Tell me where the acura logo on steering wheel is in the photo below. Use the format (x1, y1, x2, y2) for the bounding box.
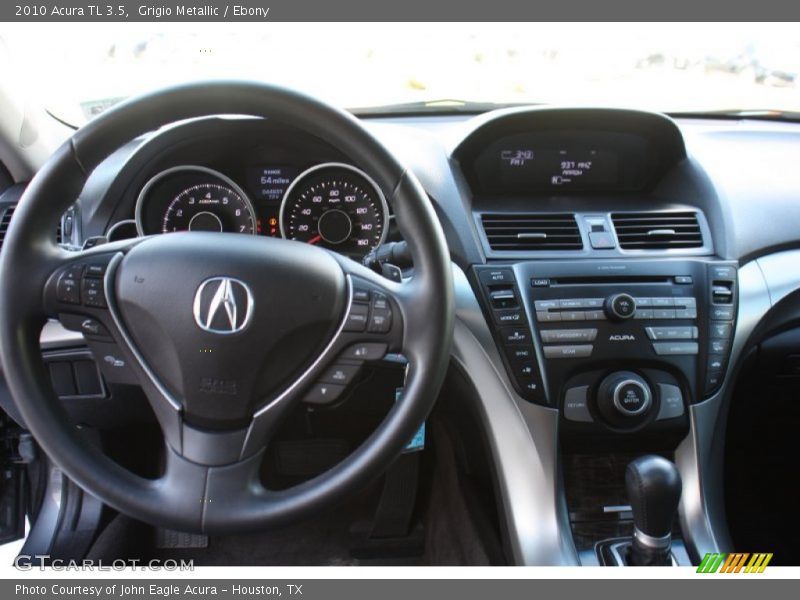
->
(193, 277, 254, 334)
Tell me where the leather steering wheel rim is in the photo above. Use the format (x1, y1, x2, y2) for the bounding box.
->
(0, 81, 454, 533)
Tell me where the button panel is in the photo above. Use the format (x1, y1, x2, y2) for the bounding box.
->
(475, 267, 544, 402)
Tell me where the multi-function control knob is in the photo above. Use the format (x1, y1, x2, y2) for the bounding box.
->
(597, 371, 653, 426)
(605, 293, 637, 321)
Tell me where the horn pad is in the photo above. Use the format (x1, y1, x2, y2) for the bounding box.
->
(114, 233, 346, 428)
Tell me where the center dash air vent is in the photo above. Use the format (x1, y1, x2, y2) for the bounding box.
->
(611, 211, 704, 250)
(481, 213, 583, 251)
(0, 205, 15, 251)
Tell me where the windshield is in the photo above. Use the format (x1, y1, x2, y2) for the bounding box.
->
(1, 22, 799, 125)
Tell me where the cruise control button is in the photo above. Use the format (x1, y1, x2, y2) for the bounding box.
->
(352, 288, 371, 303)
(652, 342, 699, 355)
(543, 345, 593, 359)
(84, 263, 107, 278)
(500, 327, 531, 345)
(563, 385, 593, 422)
(368, 307, 392, 333)
(711, 306, 735, 320)
(344, 303, 369, 331)
(320, 364, 361, 385)
(303, 383, 347, 405)
(656, 383, 685, 420)
(342, 343, 387, 361)
(710, 322, 733, 339)
(371, 293, 389, 310)
(540, 328, 598, 343)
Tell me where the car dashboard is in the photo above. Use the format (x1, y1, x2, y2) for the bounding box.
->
(3, 104, 800, 566)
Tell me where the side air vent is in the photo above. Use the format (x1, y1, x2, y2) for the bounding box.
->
(481, 213, 583, 251)
(611, 211, 704, 250)
(0, 205, 15, 251)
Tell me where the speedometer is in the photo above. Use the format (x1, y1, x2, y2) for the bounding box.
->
(279, 163, 389, 258)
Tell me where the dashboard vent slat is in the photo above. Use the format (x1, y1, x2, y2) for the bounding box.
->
(611, 211, 704, 250)
(0, 205, 16, 251)
(481, 213, 583, 251)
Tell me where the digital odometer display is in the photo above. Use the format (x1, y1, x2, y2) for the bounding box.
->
(498, 147, 619, 188)
(279, 164, 388, 258)
(247, 166, 300, 201)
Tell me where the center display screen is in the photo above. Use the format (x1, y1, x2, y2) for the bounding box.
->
(498, 147, 619, 188)
(472, 130, 649, 192)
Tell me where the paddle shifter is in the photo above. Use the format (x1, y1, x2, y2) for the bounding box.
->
(625, 455, 682, 565)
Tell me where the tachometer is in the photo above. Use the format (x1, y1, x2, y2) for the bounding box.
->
(135, 166, 256, 236)
(279, 163, 389, 257)
(162, 183, 255, 234)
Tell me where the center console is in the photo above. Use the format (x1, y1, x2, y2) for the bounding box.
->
(472, 259, 737, 431)
(471, 258, 738, 564)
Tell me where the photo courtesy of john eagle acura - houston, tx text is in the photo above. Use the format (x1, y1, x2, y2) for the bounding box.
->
(0, 21, 799, 573)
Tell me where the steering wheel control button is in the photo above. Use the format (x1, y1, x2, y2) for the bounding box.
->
(564, 385, 593, 422)
(656, 384, 685, 420)
(540, 328, 598, 343)
(56, 271, 81, 305)
(543, 344, 593, 359)
(344, 303, 369, 332)
(343, 343, 387, 362)
(367, 307, 392, 333)
(81, 277, 107, 308)
(606, 293, 636, 320)
(303, 383, 347, 405)
(320, 364, 361, 386)
(652, 341, 699, 355)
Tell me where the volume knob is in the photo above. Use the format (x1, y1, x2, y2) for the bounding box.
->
(606, 293, 637, 321)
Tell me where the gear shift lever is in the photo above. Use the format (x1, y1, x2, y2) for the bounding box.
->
(625, 455, 682, 566)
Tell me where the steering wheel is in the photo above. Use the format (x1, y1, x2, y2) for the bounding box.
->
(0, 82, 454, 533)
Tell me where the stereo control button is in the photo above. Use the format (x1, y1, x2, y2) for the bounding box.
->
(656, 383, 685, 420)
(653, 309, 677, 319)
(645, 326, 698, 341)
(536, 311, 562, 322)
(634, 309, 654, 319)
(534, 299, 559, 311)
(606, 293, 637, 320)
(674, 308, 698, 319)
(540, 328, 598, 343)
(652, 342, 699, 355)
(584, 310, 606, 321)
(563, 385, 593, 422)
(543, 345, 593, 359)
